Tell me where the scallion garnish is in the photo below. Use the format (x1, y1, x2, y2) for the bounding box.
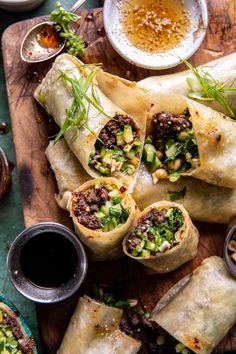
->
(50, 2, 85, 57)
(55, 66, 112, 143)
(184, 59, 236, 119)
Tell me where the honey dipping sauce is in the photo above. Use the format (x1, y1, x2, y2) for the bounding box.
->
(120, 0, 191, 53)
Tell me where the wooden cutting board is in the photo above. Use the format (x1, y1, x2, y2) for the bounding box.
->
(2, 2, 236, 353)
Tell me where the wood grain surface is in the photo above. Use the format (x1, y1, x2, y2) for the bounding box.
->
(2, 2, 236, 353)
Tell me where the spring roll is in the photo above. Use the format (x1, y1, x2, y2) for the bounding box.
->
(45, 140, 90, 210)
(67, 177, 138, 261)
(58, 296, 141, 354)
(35, 54, 148, 192)
(138, 52, 236, 116)
(142, 93, 236, 188)
(151, 256, 236, 354)
(133, 163, 236, 224)
(0, 295, 37, 353)
(123, 201, 199, 273)
(46, 139, 236, 224)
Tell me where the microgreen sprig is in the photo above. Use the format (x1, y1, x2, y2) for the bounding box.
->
(50, 2, 85, 57)
(55, 65, 112, 143)
(183, 59, 236, 120)
(168, 187, 187, 202)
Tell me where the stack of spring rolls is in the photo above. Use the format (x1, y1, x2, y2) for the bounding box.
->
(35, 52, 236, 354)
(34, 53, 236, 268)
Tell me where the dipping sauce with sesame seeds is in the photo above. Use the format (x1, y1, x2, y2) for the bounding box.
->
(120, 0, 191, 53)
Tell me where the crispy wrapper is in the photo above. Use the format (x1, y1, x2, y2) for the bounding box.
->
(67, 177, 138, 261)
(146, 93, 236, 189)
(46, 139, 236, 224)
(151, 256, 236, 354)
(138, 52, 236, 115)
(35, 54, 148, 192)
(122, 201, 199, 273)
(58, 296, 141, 354)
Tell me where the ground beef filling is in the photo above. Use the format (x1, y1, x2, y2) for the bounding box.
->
(1, 313, 35, 353)
(72, 185, 129, 231)
(120, 310, 160, 353)
(89, 114, 142, 176)
(143, 109, 199, 181)
(72, 186, 109, 230)
(97, 114, 138, 149)
(126, 208, 184, 257)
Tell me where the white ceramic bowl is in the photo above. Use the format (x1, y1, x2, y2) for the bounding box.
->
(103, 0, 208, 70)
(0, 0, 45, 12)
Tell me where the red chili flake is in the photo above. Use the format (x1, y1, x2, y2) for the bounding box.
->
(120, 186, 126, 193)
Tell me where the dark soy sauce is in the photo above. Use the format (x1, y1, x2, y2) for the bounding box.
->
(20, 232, 78, 288)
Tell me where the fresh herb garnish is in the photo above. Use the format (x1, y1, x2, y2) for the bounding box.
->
(50, 2, 85, 57)
(55, 66, 112, 143)
(184, 59, 236, 119)
(92, 284, 131, 312)
(168, 187, 187, 202)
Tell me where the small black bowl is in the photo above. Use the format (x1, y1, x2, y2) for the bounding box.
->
(224, 223, 236, 278)
(7, 222, 88, 303)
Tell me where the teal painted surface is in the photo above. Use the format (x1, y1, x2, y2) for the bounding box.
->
(0, 0, 102, 352)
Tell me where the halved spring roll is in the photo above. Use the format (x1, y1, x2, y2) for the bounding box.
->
(35, 54, 147, 192)
(46, 139, 236, 224)
(67, 177, 138, 261)
(123, 201, 199, 273)
(151, 256, 236, 354)
(133, 163, 236, 224)
(138, 52, 236, 116)
(58, 296, 141, 354)
(0, 296, 37, 353)
(143, 94, 236, 188)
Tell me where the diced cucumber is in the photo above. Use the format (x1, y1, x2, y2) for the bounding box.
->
(111, 196, 122, 205)
(136, 240, 145, 252)
(123, 124, 133, 144)
(6, 338, 18, 348)
(125, 164, 136, 175)
(127, 149, 136, 159)
(145, 136, 153, 144)
(131, 249, 139, 257)
(132, 139, 142, 153)
(143, 143, 156, 163)
(111, 217, 118, 228)
(166, 208, 173, 218)
(100, 147, 107, 158)
(98, 164, 110, 175)
(146, 156, 162, 173)
(141, 249, 151, 257)
(102, 151, 113, 164)
(145, 240, 156, 251)
(100, 205, 110, 216)
(116, 131, 125, 146)
(110, 204, 123, 217)
(94, 211, 106, 219)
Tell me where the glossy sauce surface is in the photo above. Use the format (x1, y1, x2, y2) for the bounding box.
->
(20, 232, 78, 288)
(37, 24, 62, 49)
(120, 0, 191, 53)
